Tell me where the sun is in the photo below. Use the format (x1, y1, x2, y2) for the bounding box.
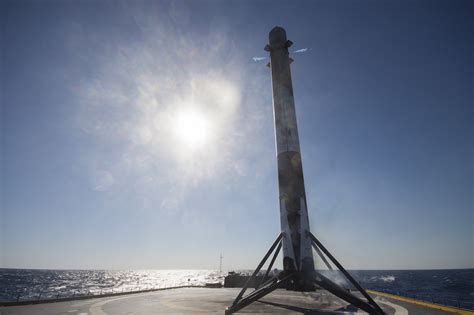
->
(173, 108, 211, 150)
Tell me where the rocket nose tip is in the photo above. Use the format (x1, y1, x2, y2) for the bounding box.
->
(269, 26, 287, 44)
(271, 26, 285, 32)
(270, 26, 286, 36)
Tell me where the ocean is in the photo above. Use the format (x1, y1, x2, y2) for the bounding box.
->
(0, 268, 473, 309)
(323, 269, 474, 309)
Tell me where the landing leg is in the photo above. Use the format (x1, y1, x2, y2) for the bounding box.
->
(309, 232, 384, 314)
(225, 233, 284, 314)
(225, 274, 292, 314)
(225, 232, 385, 314)
(312, 271, 382, 314)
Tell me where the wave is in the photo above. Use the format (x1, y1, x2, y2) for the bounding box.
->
(380, 275, 396, 283)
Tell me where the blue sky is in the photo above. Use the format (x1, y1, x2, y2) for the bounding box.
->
(1, 0, 472, 270)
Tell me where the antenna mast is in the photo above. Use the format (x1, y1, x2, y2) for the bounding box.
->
(219, 254, 223, 273)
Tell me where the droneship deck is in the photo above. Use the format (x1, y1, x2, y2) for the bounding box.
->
(1, 287, 472, 315)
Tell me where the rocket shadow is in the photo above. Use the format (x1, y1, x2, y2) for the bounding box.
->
(257, 299, 360, 314)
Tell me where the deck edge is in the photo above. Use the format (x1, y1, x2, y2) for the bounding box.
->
(367, 290, 474, 315)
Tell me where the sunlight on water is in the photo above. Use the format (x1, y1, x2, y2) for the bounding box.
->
(0, 269, 224, 302)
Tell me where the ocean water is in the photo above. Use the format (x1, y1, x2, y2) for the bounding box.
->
(0, 269, 224, 302)
(322, 269, 474, 309)
(1, 269, 473, 309)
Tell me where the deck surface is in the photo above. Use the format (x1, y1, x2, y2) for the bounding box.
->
(0, 287, 460, 314)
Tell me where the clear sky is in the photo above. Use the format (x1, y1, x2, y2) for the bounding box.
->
(1, 0, 472, 270)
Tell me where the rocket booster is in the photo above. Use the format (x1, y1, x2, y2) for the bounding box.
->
(265, 26, 314, 281)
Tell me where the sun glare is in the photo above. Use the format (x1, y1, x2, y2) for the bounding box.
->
(174, 109, 210, 150)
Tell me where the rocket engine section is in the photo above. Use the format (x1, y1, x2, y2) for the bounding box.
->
(265, 26, 314, 289)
